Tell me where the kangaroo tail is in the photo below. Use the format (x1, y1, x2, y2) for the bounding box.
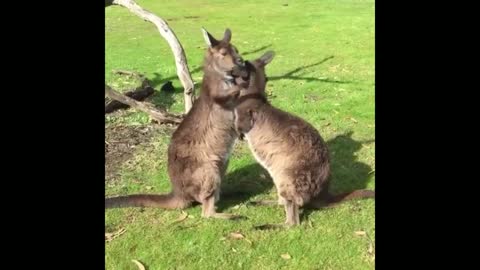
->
(105, 192, 187, 209)
(326, 189, 375, 204)
(307, 189, 375, 209)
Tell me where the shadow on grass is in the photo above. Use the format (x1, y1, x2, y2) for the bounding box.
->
(302, 131, 374, 221)
(146, 72, 196, 112)
(268, 55, 351, 84)
(242, 44, 272, 57)
(327, 131, 374, 192)
(217, 163, 274, 212)
(216, 131, 374, 224)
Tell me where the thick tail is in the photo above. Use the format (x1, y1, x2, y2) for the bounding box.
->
(307, 189, 375, 209)
(326, 189, 375, 204)
(105, 192, 186, 209)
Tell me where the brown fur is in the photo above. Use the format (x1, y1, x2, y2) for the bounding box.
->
(234, 52, 375, 226)
(105, 28, 247, 219)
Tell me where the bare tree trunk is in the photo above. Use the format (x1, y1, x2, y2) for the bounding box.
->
(105, 84, 183, 124)
(110, 0, 195, 113)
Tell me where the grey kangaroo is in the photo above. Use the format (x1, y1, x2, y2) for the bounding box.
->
(105, 28, 248, 220)
(234, 51, 375, 226)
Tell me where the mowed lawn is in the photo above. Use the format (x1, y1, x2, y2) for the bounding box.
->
(105, 0, 375, 269)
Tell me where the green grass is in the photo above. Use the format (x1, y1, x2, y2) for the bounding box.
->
(105, 0, 375, 269)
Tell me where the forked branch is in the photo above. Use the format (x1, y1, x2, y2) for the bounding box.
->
(108, 0, 195, 113)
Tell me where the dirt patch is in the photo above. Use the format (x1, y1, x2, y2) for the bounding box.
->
(105, 124, 172, 183)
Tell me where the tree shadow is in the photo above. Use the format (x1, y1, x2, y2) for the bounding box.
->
(268, 55, 351, 84)
(149, 68, 202, 89)
(241, 44, 272, 57)
(217, 163, 274, 212)
(146, 72, 181, 111)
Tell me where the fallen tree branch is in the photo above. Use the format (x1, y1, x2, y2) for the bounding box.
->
(105, 84, 183, 124)
(105, 86, 154, 113)
(109, 0, 195, 113)
(105, 71, 154, 113)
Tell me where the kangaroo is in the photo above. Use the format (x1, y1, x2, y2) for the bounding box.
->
(105, 28, 248, 219)
(234, 51, 375, 226)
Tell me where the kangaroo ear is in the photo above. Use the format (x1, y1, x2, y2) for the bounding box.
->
(222, 28, 232, 43)
(258, 51, 275, 66)
(201, 27, 220, 48)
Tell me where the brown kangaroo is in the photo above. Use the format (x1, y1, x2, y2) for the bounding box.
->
(234, 51, 375, 226)
(105, 28, 248, 219)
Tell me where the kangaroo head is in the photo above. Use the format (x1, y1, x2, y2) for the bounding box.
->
(234, 51, 275, 136)
(201, 28, 246, 80)
(238, 50, 275, 96)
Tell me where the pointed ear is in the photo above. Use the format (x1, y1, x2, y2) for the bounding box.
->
(258, 51, 275, 66)
(222, 28, 232, 43)
(201, 27, 220, 48)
